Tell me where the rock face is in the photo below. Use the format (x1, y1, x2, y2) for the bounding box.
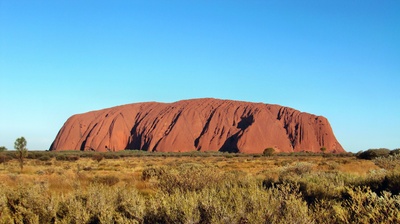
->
(50, 98, 345, 153)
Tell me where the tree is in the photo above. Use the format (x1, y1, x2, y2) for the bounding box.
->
(320, 147, 327, 154)
(0, 146, 7, 152)
(14, 137, 28, 170)
(263, 147, 275, 156)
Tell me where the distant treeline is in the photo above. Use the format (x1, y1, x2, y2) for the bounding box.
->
(1, 148, 399, 162)
(356, 148, 400, 160)
(1, 149, 355, 161)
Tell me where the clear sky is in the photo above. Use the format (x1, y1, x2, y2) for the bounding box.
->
(1, 1, 399, 152)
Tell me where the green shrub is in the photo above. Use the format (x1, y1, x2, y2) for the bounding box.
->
(0, 155, 12, 164)
(263, 147, 275, 156)
(357, 148, 390, 160)
(92, 154, 104, 163)
(38, 155, 52, 161)
(390, 148, 400, 155)
(380, 172, 400, 195)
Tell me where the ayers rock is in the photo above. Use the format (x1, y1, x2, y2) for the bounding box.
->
(50, 98, 345, 153)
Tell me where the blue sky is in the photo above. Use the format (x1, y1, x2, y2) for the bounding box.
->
(1, 0, 399, 152)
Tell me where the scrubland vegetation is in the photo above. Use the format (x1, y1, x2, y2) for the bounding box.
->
(0, 149, 399, 223)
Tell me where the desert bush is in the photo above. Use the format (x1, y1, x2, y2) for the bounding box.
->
(262, 176, 276, 188)
(4, 184, 57, 223)
(144, 190, 199, 223)
(3, 156, 400, 223)
(296, 172, 352, 204)
(327, 161, 340, 170)
(268, 170, 360, 205)
(141, 167, 166, 181)
(93, 175, 120, 186)
(0, 154, 12, 164)
(1, 183, 146, 224)
(38, 155, 52, 161)
(92, 154, 104, 163)
(343, 169, 400, 197)
(56, 155, 79, 161)
(27, 153, 38, 159)
(2, 177, 399, 224)
(79, 152, 94, 158)
(55, 155, 66, 161)
(144, 179, 313, 223)
(195, 181, 267, 223)
(25, 151, 51, 160)
(2, 151, 16, 159)
(281, 162, 313, 176)
(337, 152, 355, 157)
(224, 154, 234, 158)
(263, 147, 275, 156)
(322, 153, 334, 158)
(155, 163, 223, 193)
(265, 183, 312, 223)
(335, 187, 400, 223)
(390, 148, 400, 155)
(310, 199, 339, 223)
(103, 153, 120, 159)
(374, 153, 400, 170)
(56, 184, 145, 223)
(379, 172, 400, 195)
(357, 148, 390, 160)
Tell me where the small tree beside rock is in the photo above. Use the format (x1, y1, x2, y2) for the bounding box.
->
(14, 137, 28, 170)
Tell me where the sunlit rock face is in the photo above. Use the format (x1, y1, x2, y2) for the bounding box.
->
(50, 98, 345, 153)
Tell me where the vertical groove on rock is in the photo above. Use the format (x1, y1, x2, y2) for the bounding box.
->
(195, 109, 216, 149)
(80, 123, 97, 151)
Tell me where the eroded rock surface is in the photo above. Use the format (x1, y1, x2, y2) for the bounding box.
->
(50, 98, 345, 153)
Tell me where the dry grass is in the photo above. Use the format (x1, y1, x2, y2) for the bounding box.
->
(0, 152, 399, 223)
(0, 154, 381, 194)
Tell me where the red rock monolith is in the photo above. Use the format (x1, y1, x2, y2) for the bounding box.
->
(50, 98, 345, 153)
